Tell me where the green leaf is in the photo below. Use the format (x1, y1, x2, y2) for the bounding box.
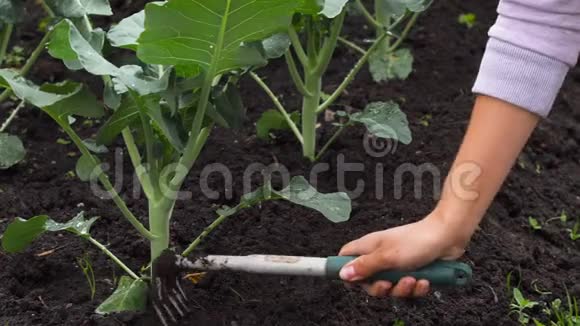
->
(458, 13, 477, 29)
(49, 20, 118, 76)
(351, 101, 412, 145)
(97, 96, 139, 145)
(113, 65, 170, 96)
(95, 276, 148, 314)
(0, 133, 25, 169)
(144, 101, 187, 152)
(44, 212, 99, 236)
(296, 0, 348, 18)
(1, 212, 98, 253)
(107, 10, 145, 50)
(83, 139, 109, 154)
(49, 21, 170, 96)
(256, 109, 300, 139)
(0, 0, 25, 24)
(273, 176, 351, 223)
(137, 0, 299, 74)
(45, 0, 112, 18)
(211, 82, 246, 129)
(1, 215, 48, 253)
(528, 217, 542, 231)
(369, 48, 413, 82)
(0, 70, 104, 122)
(261, 33, 291, 59)
(320, 0, 349, 18)
(75, 154, 99, 182)
(378, 0, 432, 17)
(296, 0, 323, 14)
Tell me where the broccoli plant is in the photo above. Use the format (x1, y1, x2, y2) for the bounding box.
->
(0, 0, 113, 169)
(251, 0, 417, 161)
(1, 0, 351, 314)
(353, 0, 431, 83)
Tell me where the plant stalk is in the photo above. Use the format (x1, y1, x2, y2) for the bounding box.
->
(122, 128, 156, 199)
(170, 125, 212, 194)
(0, 28, 55, 104)
(355, 0, 380, 29)
(149, 200, 174, 263)
(250, 72, 303, 144)
(0, 24, 14, 66)
(0, 100, 24, 133)
(338, 36, 366, 56)
(182, 204, 241, 257)
(317, 32, 388, 113)
(59, 122, 155, 240)
(301, 72, 322, 161)
(284, 52, 311, 97)
(88, 237, 140, 280)
(315, 123, 350, 161)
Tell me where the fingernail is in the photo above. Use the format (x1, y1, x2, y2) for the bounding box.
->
(339, 265, 357, 281)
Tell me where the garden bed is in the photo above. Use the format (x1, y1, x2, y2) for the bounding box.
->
(1, 0, 579, 325)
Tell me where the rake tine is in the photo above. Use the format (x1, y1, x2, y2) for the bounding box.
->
(168, 296, 185, 317)
(153, 303, 170, 326)
(176, 278, 189, 300)
(173, 288, 191, 312)
(162, 303, 178, 323)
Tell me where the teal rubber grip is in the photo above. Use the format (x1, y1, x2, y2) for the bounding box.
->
(326, 256, 472, 287)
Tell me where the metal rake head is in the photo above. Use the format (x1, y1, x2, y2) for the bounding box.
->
(152, 250, 192, 326)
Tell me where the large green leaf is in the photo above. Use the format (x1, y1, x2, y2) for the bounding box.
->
(49, 20, 118, 76)
(45, 0, 112, 18)
(369, 48, 413, 82)
(256, 109, 300, 139)
(0, 69, 104, 121)
(0, 0, 25, 24)
(350, 101, 412, 145)
(1, 212, 99, 253)
(95, 276, 148, 314)
(107, 10, 145, 50)
(273, 176, 351, 223)
(378, 0, 432, 17)
(0, 133, 25, 169)
(137, 0, 299, 75)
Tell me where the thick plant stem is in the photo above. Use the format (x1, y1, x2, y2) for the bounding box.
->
(149, 201, 174, 263)
(0, 100, 24, 133)
(250, 72, 303, 144)
(170, 125, 212, 194)
(0, 24, 14, 66)
(301, 73, 322, 161)
(0, 28, 55, 104)
(88, 237, 140, 280)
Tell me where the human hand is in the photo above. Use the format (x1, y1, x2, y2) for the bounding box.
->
(338, 212, 467, 298)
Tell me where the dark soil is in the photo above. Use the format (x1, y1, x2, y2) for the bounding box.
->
(2, 1, 580, 325)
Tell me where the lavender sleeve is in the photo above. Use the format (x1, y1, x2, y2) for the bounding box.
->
(473, 0, 580, 117)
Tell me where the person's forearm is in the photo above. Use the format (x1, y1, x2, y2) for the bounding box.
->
(434, 95, 540, 247)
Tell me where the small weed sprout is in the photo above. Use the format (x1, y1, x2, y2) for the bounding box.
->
(458, 13, 477, 29)
(77, 253, 97, 300)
